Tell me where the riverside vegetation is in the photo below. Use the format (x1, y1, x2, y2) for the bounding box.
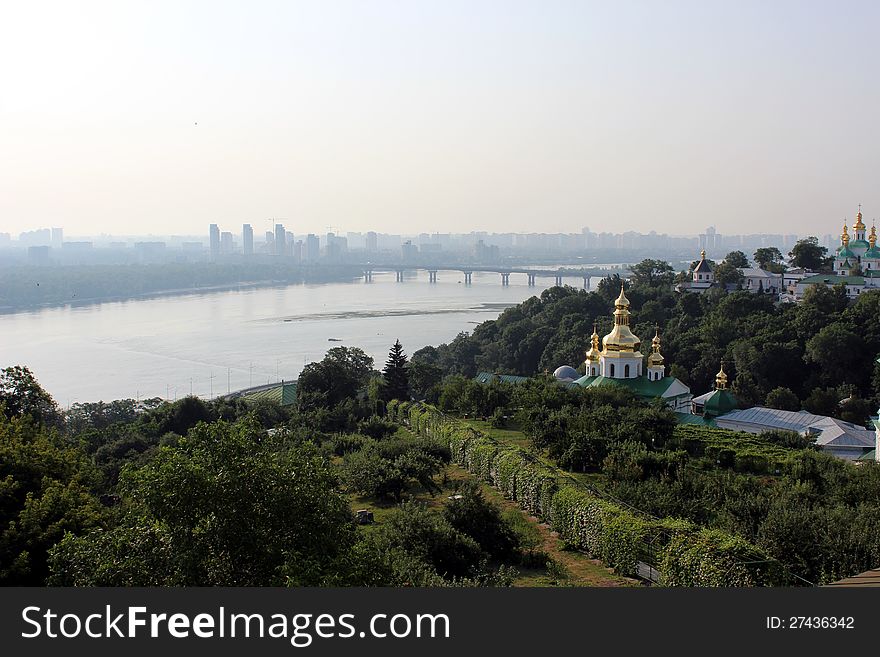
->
(3, 252, 880, 586)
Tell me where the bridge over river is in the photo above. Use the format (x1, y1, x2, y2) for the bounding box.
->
(352, 264, 631, 288)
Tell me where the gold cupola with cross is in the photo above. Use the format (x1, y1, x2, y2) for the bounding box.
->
(599, 284, 644, 379)
(715, 362, 729, 390)
(647, 326, 665, 381)
(584, 323, 601, 377)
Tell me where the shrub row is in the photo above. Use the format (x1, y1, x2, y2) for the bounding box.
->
(671, 425, 798, 475)
(389, 401, 784, 586)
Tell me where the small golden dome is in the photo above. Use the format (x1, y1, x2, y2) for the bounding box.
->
(842, 222, 849, 245)
(871, 224, 877, 248)
(585, 323, 601, 362)
(854, 204, 866, 231)
(614, 283, 630, 308)
(715, 362, 728, 390)
(648, 327, 664, 366)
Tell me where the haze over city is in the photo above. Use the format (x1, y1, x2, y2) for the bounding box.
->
(2, 0, 879, 238)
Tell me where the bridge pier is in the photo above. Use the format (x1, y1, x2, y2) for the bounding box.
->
(395, 270, 404, 282)
(527, 273, 536, 286)
(583, 276, 590, 291)
(555, 275, 563, 287)
(463, 271, 472, 285)
(501, 272, 510, 286)
(428, 270, 438, 283)
(364, 269, 373, 282)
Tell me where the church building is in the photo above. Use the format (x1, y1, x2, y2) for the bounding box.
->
(570, 285, 692, 411)
(796, 206, 880, 299)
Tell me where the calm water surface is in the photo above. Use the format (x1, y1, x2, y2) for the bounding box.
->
(0, 270, 594, 404)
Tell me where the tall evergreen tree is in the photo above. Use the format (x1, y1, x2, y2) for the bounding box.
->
(383, 340, 410, 401)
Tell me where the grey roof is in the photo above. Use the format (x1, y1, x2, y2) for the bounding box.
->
(693, 258, 712, 273)
(553, 365, 580, 382)
(717, 407, 874, 449)
(739, 268, 776, 278)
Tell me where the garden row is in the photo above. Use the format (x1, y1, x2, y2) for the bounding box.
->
(388, 400, 787, 586)
(670, 424, 808, 475)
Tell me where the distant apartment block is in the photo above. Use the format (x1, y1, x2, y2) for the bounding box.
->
(274, 224, 286, 256)
(305, 234, 320, 262)
(209, 224, 220, 260)
(242, 224, 254, 255)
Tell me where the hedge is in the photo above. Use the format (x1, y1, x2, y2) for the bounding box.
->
(392, 403, 784, 585)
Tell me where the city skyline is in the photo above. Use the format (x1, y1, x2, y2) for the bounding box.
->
(2, 1, 879, 237)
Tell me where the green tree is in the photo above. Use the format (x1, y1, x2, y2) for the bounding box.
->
(789, 237, 832, 271)
(0, 413, 105, 584)
(805, 324, 866, 388)
(713, 261, 745, 286)
(630, 259, 675, 287)
(382, 339, 410, 401)
(49, 418, 358, 586)
(443, 481, 519, 560)
(407, 360, 444, 401)
(754, 247, 785, 272)
(765, 387, 801, 411)
(0, 365, 60, 426)
(724, 251, 750, 268)
(297, 347, 374, 409)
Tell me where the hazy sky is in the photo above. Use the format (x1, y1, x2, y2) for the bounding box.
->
(1, 0, 878, 237)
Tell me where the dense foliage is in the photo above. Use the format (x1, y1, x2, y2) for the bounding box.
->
(414, 271, 880, 422)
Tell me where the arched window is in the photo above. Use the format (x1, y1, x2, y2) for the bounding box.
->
(624, 364, 630, 377)
(610, 364, 615, 377)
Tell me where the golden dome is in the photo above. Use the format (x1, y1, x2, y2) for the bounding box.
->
(871, 223, 877, 248)
(842, 222, 849, 245)
(854, 205, 866, 232)
(602, 284, 641, 353)
(648, 326, 664, 366)
(715, 362, 728, 390)
(585, 323, 601, 362)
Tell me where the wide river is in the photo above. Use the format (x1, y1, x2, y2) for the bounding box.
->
(0, 269, 598, 405)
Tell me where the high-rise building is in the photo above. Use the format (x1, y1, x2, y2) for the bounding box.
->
(293, 240, 303, 263)
(51, 227, 64, 248)
(242, 224, 254, 255)
(366, 231, 378, 252)
(275, 223, 286, 256)
(305, 234, 320, 262)
(209, 224, 220, 260)
(286, 231, 295, 256)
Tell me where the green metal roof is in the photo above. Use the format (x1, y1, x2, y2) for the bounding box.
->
(474, 372, 531, 385)
(673, 412, 718, 427)
(857, 449, 876, 462)
(850, 239, 870, 249)
(865, 247, 880, 258)
(241, 382, 298, 406)
(837, 245, 856, 258)
(800, 274, 865, 285)
(702, 389, 739, 417)
(574, 374, 687, 398)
